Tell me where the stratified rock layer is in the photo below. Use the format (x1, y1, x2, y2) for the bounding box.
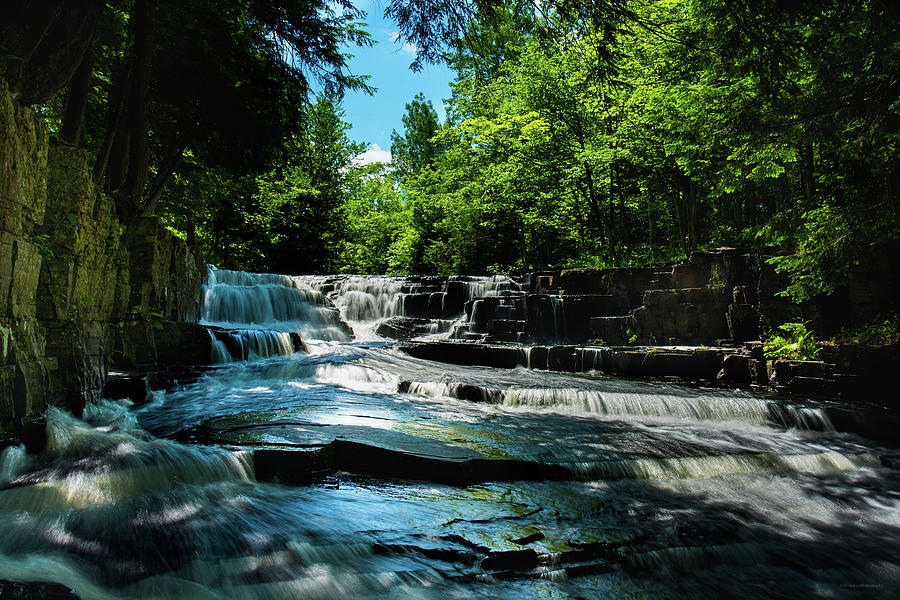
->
(1, 79, 205, 429)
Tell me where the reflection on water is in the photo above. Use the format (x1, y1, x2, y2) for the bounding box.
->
(1, 270, 897, 599)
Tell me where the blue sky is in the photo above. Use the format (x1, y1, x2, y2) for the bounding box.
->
(340, 1, 454, 164)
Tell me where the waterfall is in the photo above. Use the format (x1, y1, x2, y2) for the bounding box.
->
(460, 274, 521, 299)
(202, 268, 347, 335)
(297, 275, 402, 322)
(208, 330, 232, 364)
(559, 450, 879, 482)
(399, 380, 834, 431)
(2, 266, 894, 599)
(550, 296, 565, 341)
(201, 266, 351, 362)
(294, 273, 523, 340)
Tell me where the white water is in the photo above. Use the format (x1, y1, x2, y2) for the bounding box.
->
(0, 266, 896, 599)
(294, 273, 522, 341)
(201, 267, 351, 361)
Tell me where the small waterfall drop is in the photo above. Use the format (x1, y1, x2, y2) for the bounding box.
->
(1, 265, 895, 599)
(201, 266, 352, 362)
(297, 273, 523, 341)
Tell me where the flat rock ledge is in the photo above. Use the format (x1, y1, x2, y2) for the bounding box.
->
(397, 340, 899, 445)
(399, 340, 750, 383)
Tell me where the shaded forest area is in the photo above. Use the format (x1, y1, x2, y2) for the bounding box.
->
(4, 0, 899, 310)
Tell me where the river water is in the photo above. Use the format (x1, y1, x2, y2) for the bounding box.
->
(1, 268, 897, 599)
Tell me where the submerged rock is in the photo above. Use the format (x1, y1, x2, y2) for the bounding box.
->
(0, 580, 80, 599)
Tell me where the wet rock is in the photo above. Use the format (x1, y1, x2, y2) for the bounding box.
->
(330, 440, 543, 486)
(245, 425, 548, 486)
(631, 287, 730, 345)
(0, 416, 46, 454)
(719, 354, 751, 385)
(787, 376, 830, 397)
(511, 531, 545, 545)
(555, 295, 629, 343)
(481, 549, 538, 571)
(0, 580, 80, 599)
(524, 346, 549, 370)
(550, 269, 608, 295)
(749, 358, 769, 385)
(726, 302, 758, 341)
(604, 347, 725, 381)
(449, 382, 503, 403)
(521, 295, 558, 341)
(375, 316, 438, 340)
(400, 291, 459, 319)
(590, 316, 628, 346)
(116, 321, 212, 369)
(818, 343, 900, 401)
(825, 408, 900, 446)
(102, 371, 151, 404)
(289, 332, 306, 353)
(253, 447, 333, 485)
(548, 346, 578, 371)
(400, 342, 528, 369)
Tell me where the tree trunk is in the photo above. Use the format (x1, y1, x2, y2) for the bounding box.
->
(672, 168, 698, 257)
(60, 44, 94, 145)
(580, 163, 606, 237)
(0, 1, 65, 98)
(141, 135, 185, 217)
(608, 162, 617, 264)
(0, 1, 103, 106)
(801, 142, 815, 206)
(99, 0, 156, 221)
(93, 62, 130, 186)
(118, 0, 156, 218)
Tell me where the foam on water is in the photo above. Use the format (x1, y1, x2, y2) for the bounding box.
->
(1, 267, 894, 599)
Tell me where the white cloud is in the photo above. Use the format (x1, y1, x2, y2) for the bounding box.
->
(387, 32, 417, 56)
(353, 143, 392, 166)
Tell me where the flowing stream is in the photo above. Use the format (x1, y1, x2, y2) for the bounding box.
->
(0, 268, 897, 599)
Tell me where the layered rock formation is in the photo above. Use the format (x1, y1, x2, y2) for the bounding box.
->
(1, 79, 205, 433)
(449, 249, 788, 347)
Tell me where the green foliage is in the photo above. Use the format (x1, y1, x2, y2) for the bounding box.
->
(626, 328, 638, 346)
(26, 0, 373, 224)
(391, 94, 441, 180)
(27, 233, 54, 259)
(832, 315, 900, 347)
(763, 322, 821, 361)
(158, 95, 361, 273)
(30, 0, 896, 293)
(357, 0, 900, 298)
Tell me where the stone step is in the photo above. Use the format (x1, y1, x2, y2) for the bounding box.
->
(649, 271, 674, 289)
(486, 319, 527, 336)
(494, 306, 525, 320)
(589, 316, 628, 345)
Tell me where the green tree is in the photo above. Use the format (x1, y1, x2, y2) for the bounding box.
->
(390, 93, 441, 180)
(4, 0, 373, 226)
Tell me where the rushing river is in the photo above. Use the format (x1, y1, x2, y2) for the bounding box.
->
(1, 268, 897, 599)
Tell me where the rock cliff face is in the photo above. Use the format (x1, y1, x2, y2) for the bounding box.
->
(450, 249, 792, 347)
(0, 79, 205, 432)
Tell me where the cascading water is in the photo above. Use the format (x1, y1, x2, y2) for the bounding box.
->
(296, 273, 523, 341)
(201, 266, 352, 361)
(0, 266, 897, 599)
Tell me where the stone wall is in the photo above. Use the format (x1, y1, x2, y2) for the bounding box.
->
(0, 76, 48, 425)
(1, 79, 204, 432)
